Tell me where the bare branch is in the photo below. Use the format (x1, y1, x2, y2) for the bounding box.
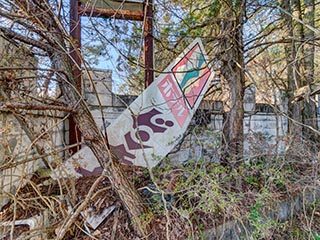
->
(0, 101, 77, 113)
(0, 25, 52, 52)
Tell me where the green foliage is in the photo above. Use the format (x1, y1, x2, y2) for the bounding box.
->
(148, 142, 320, 238)
(247, 199, 277, 239)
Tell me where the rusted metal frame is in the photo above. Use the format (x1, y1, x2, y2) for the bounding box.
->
(78, 6, 144, 21)
(69, 0, 82, 153)
(69, 0, 154, 153)
(143, 0, 154, 87)
(79, 0, 154, 87)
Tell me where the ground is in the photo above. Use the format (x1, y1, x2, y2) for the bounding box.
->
(1, 155, 320, 239)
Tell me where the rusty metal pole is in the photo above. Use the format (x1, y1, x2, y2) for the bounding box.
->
(69, 0, 82, 153)
(144, 0, 154, 88)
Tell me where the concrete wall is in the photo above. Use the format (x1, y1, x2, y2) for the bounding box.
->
(82, 69, 137, 129)
(0, 112, 65, 207)
(0, 37, 65, 208)
(244, 112, 288, 156)
(203, 188, 320, 240)
(167, 111, 288, 164)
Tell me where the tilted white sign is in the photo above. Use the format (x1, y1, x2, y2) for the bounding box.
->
(53, 38, 213, 178)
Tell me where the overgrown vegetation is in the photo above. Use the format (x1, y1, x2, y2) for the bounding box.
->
(1, 126, 320, 239)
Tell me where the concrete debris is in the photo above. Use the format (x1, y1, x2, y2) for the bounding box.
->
(82, 205, 116, 230)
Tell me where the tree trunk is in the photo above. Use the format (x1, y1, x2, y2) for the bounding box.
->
(54, 53, 153, 237)
(220, 1, 245, 164)
(281, 0, 303, 140)
(302, 0, 318, 141)
(71, 99, 152, 237)
(283, 0, 318, 142)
